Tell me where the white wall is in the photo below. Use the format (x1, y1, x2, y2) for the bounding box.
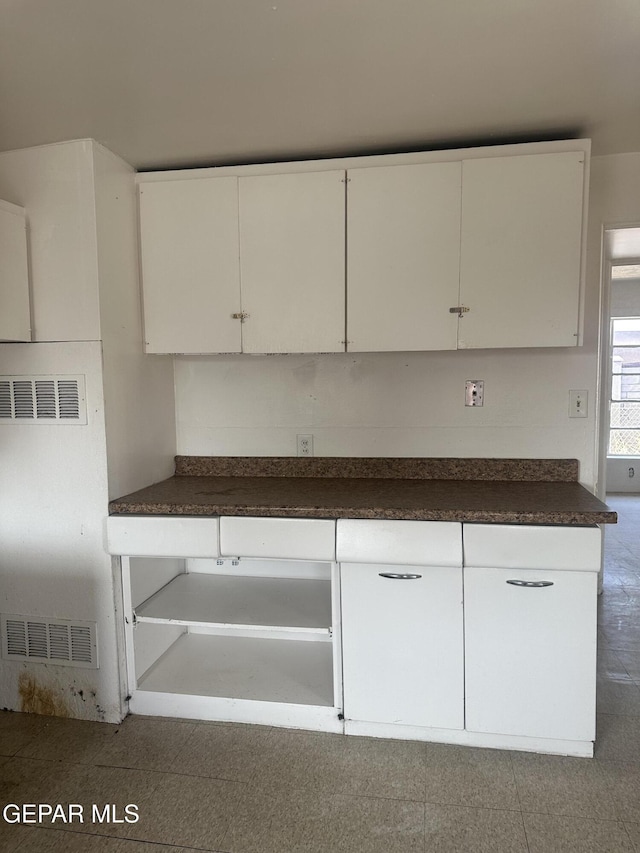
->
(92, 142, 176, 500)
(175, 348, 598, 485)
(607, 459, 640, 493)
(0, 140, 101, 342)
(0, 342, 122, 721)
(0, 140, 176, 722)
(91, 142, 176, 714)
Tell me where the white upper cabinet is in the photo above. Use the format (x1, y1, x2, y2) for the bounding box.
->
(138, 142, 588, 355)
(458, 152, 585, 349)
(139, 178, 242, 354)
(239, 171, 346, 354)
(346, 162, 461, 352)
(139, 171, 345, 354)
(0, 199, 31, 342)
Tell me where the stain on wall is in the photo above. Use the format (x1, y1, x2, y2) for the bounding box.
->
(18, 672, 70, 717)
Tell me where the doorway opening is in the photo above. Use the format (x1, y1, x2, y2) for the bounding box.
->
(599, 227, 640, 497)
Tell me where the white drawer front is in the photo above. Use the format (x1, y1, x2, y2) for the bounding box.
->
(336, 519, 462, 567)
(106, 516, 219, 557)
(220, 517, 336, 561)
(463, 524, 601, 572)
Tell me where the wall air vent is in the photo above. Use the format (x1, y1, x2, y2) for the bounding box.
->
(1, 614, 98, 669)
(0, 375, 87, 424)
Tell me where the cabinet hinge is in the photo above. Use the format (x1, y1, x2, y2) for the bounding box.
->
(132, 610, 137, 627)
(449, 306, 470, 317)
(231, 312, 250, 322)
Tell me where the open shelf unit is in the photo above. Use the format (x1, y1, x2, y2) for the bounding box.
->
(135, 572, 332, 634)
(121, 556, 343, 730)
(138, 632, 334, 705)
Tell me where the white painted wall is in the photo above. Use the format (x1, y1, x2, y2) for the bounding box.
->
(0, 140, 176, 722)
(92, 142, 176, 500)
(175, 349, 598, 486)
(0, 140, 101, 342)
(0, 342, 122, 721)
(607, 460, 640, 493)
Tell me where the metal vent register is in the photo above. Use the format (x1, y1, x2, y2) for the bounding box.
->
(0, 375, 87, 424)
(1, 615, 98, 668)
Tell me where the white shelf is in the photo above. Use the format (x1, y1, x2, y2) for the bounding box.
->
(135, 572, 332, 634)
(138, 633, 334, 706)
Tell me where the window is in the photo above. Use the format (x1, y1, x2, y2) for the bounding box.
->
(609, 317, 640, 455)
(612, 264, 640, 280)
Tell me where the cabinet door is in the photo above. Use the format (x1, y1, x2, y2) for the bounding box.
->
(464, 567, 597, 741)
(0, 200, 30, 342)
(238, 171, 345, 354)
(139, 178, 242, 354)
(458, 152, 585, 349)
(346, 162, 461, 352)
(341, 563, 464, 729)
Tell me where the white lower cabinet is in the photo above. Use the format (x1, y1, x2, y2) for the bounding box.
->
(341, 562, 464, 729)
(110, 516, 343, 731)
(111, 515, 601, 754)
(121, 556, 342, 730)
(463, 524, 600, 745)
(464, 566, 597, 741)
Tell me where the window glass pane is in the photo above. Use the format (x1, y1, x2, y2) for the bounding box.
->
(612, 319, 640, 346)
(611, 402, 640, 428)
(610, 319, 640, 457)
(609, 430, 640, 455)
(611, 265, 640, 280)
(612, 372, 640, 401)
(612, 346, 640, 367)
(611, 366, 640, 401)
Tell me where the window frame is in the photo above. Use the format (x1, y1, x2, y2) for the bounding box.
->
(608, 315, 640, 457)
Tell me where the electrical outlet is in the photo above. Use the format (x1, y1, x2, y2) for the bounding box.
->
(465, 380, 484, 407)
(569, 390, 588, 418)
(297, 434, 314, 457)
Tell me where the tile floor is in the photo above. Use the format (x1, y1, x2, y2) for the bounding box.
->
(1, 495, 640, 852)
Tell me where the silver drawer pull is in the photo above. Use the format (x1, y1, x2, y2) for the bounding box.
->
(379, 572, 422, 580)
(506, 579, 554, 588)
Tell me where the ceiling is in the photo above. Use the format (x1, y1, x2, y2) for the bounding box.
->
(1, 0, 639, 171)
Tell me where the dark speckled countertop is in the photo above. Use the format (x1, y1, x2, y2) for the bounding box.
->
(108, 457, 617, 526)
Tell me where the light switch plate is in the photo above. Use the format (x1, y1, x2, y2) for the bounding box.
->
(569, 390, 588, 418)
